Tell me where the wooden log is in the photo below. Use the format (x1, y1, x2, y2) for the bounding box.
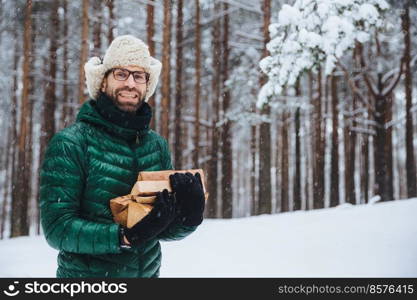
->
(131, 180, 172, 196)
(109, 195, 156, 228)
(110, 169, 208, 227)
(137, 169, 207, 193)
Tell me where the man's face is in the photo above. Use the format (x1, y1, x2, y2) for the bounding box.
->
(101, 65, 148, 113)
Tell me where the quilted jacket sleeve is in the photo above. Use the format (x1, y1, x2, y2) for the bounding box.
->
(40, 132, 122, 255)
(156, 137, 198, 241)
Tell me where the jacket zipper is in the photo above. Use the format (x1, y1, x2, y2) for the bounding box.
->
(136, 131, 139, 144)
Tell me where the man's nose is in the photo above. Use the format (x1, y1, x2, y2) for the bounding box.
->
(125, 74, 136, 88)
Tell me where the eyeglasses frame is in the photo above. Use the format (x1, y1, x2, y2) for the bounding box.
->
(107, 68, 150, 84)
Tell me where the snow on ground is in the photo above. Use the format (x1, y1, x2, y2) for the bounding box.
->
(1, 198, 416, 277)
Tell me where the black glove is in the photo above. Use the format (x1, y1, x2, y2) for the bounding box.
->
(123, 189, 178, 247)
(169, 172, 205, 226)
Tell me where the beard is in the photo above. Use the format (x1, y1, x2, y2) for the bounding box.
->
(105, 86, 145, 114)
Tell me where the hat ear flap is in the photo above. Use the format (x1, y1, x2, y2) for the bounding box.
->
(84, 57, 107, 100)
(145, 57, 162, 102)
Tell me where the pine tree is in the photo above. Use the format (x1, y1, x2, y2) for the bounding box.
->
(257, 0, 272, 215)
(161, 0, 172, 140)
(12, 0, 33, 237)
(221, 2, 233, 218)
(174, 0, 184, 169)
(193, 0, 201, 169)
(78, 0, 89, 104)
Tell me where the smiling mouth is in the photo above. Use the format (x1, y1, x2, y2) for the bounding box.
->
(118, 92, 138, 99)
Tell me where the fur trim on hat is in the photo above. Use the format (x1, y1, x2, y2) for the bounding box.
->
(84, 35, 162, 102)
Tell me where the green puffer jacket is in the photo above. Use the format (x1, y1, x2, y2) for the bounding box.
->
(40, 100, 197, 278)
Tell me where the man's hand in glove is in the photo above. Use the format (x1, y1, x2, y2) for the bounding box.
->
(122, 189, 178, 247)
(169, 172, 205, 226)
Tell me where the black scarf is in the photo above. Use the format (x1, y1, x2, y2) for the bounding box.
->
(95, 92, 152, 131)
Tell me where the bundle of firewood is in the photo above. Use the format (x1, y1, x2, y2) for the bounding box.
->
(110, 169, 207, 228)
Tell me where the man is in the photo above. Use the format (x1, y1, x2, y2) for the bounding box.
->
(39, 35, 205, 278)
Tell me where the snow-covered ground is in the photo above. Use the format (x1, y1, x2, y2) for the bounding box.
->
(1, 198, 416, 277)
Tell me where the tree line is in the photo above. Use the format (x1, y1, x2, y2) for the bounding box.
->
(0, 0, 416, 238)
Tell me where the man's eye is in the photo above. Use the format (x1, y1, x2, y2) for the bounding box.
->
(134, 73, 145, 80)
(115, 71, 128, 77)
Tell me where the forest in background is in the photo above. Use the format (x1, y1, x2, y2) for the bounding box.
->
(0, 0, 416, 238)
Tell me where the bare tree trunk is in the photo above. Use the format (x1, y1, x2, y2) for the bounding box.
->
(275, 120, 281, 212)
(257, 0, 272, 215)
(174, 0, 183, 169)
(106, 0, 114, 43)
(0, 131, 10, 239)
(306, 71, 314, 210)
(385, 94, 394, 200)
(161, 0, 172, 140)
(371, 62, 398, 203)
(92, 0, 102, 57)
(36, 0, 59, 234)
(147, 0, 156, 131)
(401, 5, 417, 198)
(360, 89, 371, 204)
(1, 35, 20, 238)
(258, 113, 272, 213)
(221, 2, 233, 218)
(281, 112, 289, 212)
(2, 34, 20, 239)
(361, 130, 370, 203)
(146, 2, 155, 56)
(203, 91, 212, 217)
(293, 107, 301, 210)
(207, 2, 221, 218)
(12, 0, 33, 237)
(355, 41, 402, 202)
(348, 96, 357, 205)
(313, 67, 325, 209)
(1, 119, 11, 238)
(304, 115, 311, 210)
(8, 35, 20, 239)
(373, 93, 389, 201)
(40, 0, 59, 162)
(78, 0, 89, 104)
(293, 80, 301, 210)
(193, 0, 201, 168)
(182, 93, 189, 168)
(344, 101, 352, 204)
(330, 73, 339, 207)
(59, 0, 71, 129)
(354, 52, 372, 203)
(250, 121, 257, 215)
(27, 5, 37, 237)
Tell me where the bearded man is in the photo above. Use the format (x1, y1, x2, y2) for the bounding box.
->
(39, 35, 205, 278)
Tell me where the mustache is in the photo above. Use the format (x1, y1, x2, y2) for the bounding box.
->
(115, 87, 141, 94)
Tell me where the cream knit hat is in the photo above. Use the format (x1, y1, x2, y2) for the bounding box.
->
(84, 35, 162, 102)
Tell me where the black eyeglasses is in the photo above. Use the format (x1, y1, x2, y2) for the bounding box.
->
(110, 68, 150, 84)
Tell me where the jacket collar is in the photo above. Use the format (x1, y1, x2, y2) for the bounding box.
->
(76, 95, 152, 142)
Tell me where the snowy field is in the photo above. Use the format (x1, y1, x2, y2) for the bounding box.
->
(0, 198, 416, 278)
